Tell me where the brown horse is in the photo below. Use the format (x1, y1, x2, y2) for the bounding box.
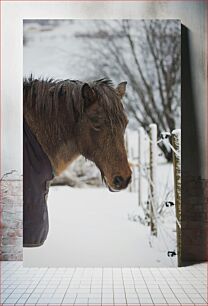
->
(23, 77, 132, 191)
(23, 76, 132, 246)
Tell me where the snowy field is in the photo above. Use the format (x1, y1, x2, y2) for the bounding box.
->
(23, 21, 178, 267)
(23, 21, 97, 80)
(24, 186, 177, 267)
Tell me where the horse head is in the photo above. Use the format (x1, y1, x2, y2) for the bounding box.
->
(76, 80, 132, 191)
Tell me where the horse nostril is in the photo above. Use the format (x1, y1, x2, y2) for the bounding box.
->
(113, 176, 124, 188)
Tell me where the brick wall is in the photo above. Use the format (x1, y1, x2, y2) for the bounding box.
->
(181, 176, 208, 265)
(0, 180, 23, 261)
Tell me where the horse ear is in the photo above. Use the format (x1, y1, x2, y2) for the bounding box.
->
(116, 81, 127, 99)
(82, 83, 97, 110)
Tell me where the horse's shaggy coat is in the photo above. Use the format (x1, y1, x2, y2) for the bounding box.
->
(23, 76, 131, 247)
(23, 77, 127, 133)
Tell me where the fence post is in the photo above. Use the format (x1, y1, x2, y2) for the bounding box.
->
(138, 127, 144, 206)
(149, 124, 158, 236)
(131, 147, 136, 192)
(171, 129, 181, 266)
(125, 131, 129, 156)
(125, 131, 132, 192)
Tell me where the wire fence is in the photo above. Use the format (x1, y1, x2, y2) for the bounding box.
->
(126, 124, 181, 266)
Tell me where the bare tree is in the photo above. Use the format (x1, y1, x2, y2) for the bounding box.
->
(76, 20, 180, 161)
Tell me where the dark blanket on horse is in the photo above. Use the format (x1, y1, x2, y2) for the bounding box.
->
(23, 119, 54, 247)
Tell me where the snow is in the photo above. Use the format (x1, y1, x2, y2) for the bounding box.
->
(24, 186, 176, 267)
(125, 128, 175, 208)
(23, 20, 178, 268)
(23, 20, 98, 80)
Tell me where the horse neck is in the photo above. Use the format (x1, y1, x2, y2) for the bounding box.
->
(24, 110, 80, 175)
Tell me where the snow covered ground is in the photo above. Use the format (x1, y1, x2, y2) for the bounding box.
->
(24, 186, 177, 267)
(23, 21, 178, 268)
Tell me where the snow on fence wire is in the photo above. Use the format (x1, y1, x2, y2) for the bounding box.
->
(125, 124, 181, 265)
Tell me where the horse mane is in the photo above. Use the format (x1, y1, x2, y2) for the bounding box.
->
(23, 76, 127, 133)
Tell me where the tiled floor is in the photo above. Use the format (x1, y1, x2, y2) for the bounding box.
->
(0, 261, 207, 305)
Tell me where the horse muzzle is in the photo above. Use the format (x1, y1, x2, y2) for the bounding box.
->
(112, 175, 132, 190)
(104, 174, 132, 192)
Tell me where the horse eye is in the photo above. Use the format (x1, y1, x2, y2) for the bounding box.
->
(90, 116, 100, 124)
(90, 116, 102, 130)
(92, 126, 101, 132)
(92, 122, 102, 130)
